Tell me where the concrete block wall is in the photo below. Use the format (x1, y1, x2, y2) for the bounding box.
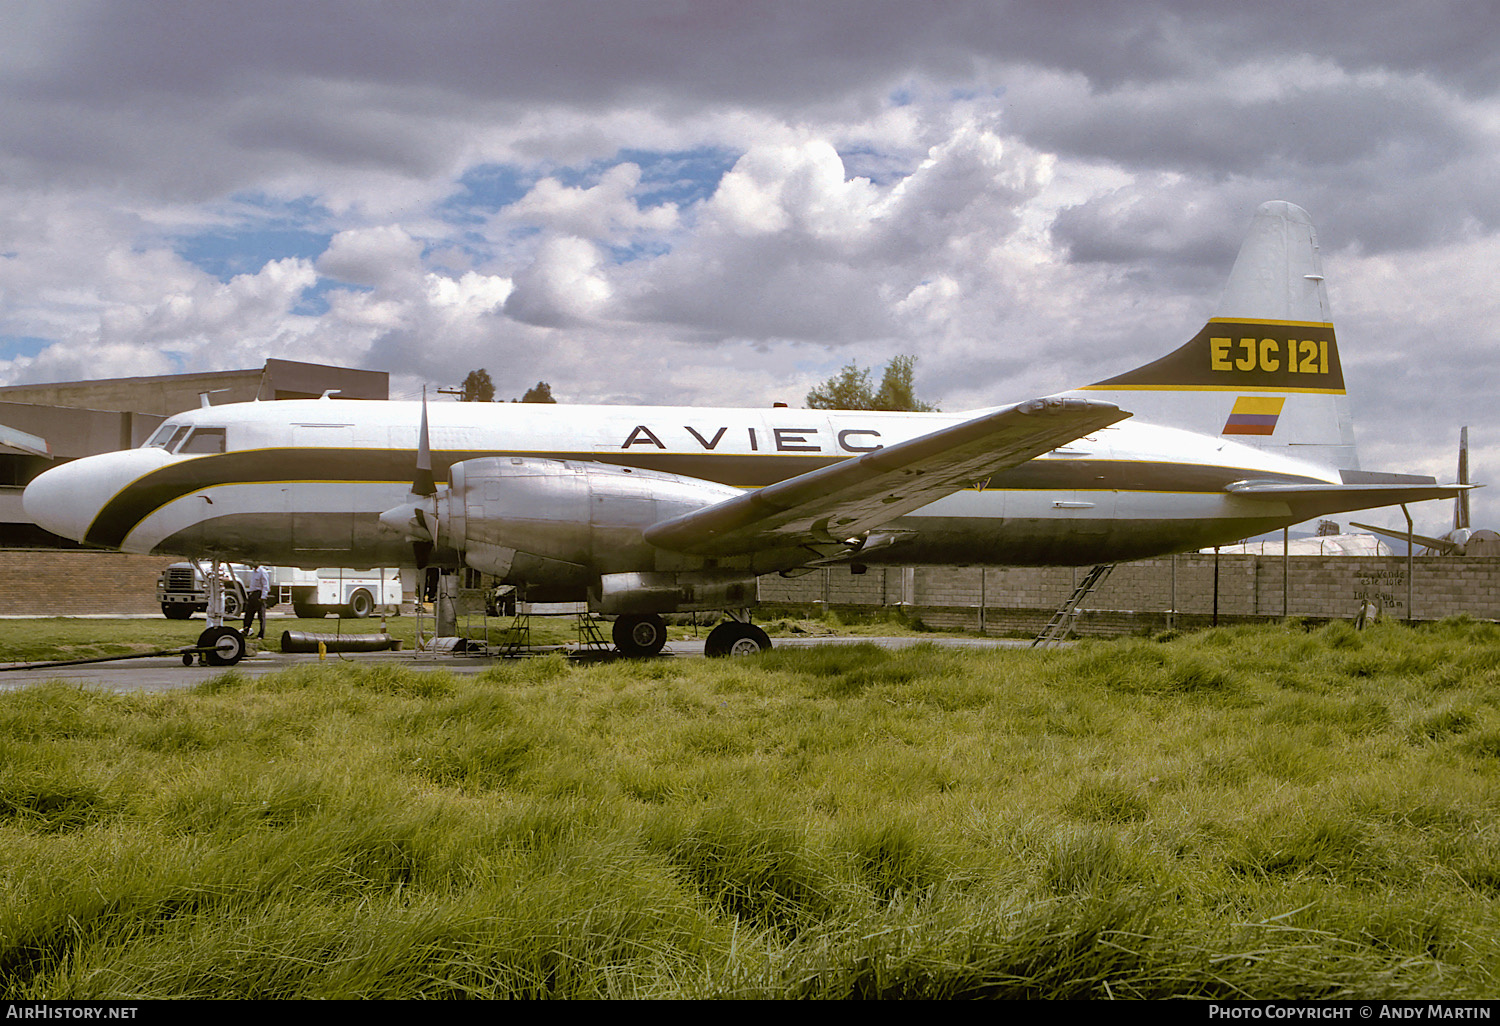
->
(768, 556, 1500, 631)
(5, 547, 1500, 628)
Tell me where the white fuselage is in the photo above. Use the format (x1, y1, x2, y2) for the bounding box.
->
(24, 397, 1339, 586)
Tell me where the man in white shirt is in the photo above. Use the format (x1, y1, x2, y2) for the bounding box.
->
(242, 563, 272, 640)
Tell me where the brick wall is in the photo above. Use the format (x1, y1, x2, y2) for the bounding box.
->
(0, 550, 177, 615)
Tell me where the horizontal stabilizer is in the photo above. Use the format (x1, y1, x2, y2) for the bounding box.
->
(644, 397, 1128, 558)
(1225, 479, 1470, 520)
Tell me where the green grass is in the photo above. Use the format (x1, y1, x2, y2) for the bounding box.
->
(1, 619, 1497, 998)
(0, 612, 625, 664)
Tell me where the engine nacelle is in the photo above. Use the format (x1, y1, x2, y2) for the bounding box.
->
(597, 571, 759, 615)
(433, 457, 743, 582)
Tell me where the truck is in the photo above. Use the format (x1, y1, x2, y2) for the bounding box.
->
(156, 562, 253, 620)
(157, 564, 402, 619)
(280, 567, 403, 619)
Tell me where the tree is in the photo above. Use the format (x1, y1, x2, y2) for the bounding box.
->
(871, 354, 935, 412)
(519, 381, 556, 403)
(805, 354, 936, 411)
(805, 363, 872, 411)
(460, 368, 495, 402)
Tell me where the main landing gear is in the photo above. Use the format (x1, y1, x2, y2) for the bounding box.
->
(610, 610, 772, 658)
(704, 620, 771, 658)
(612, 613, 669, 658)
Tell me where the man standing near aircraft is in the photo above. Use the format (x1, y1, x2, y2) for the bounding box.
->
(242, 563, 272, 640)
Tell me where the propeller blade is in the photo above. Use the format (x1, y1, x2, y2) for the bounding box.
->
(414, 386, 436, 497)
(383, 387, 438, 569)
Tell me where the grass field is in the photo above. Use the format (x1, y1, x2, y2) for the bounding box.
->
(2, 618, 1497, 998)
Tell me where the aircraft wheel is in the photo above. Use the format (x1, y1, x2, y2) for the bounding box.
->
(197, 626, 246, 667)
(705, 621, 771, 657)
(613, 613, 668, 657)
(345, 589, 374, 619)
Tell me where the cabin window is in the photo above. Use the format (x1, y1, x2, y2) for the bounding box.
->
(177, 427, 226, 455)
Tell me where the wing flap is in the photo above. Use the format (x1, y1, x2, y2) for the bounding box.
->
(644, 397, 1128, 557)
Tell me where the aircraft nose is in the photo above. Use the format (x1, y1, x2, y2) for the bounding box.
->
(23, 449, 166, 545)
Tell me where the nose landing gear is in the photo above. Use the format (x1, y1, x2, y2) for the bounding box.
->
(182, 557, 248, 666)
(187, 625, 248, 667)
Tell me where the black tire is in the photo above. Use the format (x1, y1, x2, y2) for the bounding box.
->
(293, 602, 325, 618)
(197, 625, 246, 667)
(612, 613, 668, 657)
(345, 589, 374, 619)
(222, 590, 243, 619)
(162, 604, 193, 620)
(705, 621, 772, 657)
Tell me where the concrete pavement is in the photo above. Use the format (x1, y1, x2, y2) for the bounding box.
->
(0, 633, 1032, 693)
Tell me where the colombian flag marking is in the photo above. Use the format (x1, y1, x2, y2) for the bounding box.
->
(1223, 396, 1285, 436)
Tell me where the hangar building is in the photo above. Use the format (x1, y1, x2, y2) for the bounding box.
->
(0, 361, 387, 613)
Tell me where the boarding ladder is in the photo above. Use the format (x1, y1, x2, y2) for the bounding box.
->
(1032, 564, 1116, 647)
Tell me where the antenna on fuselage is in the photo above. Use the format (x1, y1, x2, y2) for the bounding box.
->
(199, 389, 231, 408)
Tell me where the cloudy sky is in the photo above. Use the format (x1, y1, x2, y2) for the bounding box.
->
(1, 0, 1497, 535)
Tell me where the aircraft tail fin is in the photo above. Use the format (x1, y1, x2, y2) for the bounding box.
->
(1455, 426, 1471, 532)
(1072, 201, 1357, 471)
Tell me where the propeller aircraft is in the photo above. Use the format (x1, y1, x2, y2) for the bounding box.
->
(23, 202, 1463, 662)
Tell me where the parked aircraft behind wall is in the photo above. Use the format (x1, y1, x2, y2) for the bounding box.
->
(24, 202, 1464, 658)
(1353, 427, 1496, 555)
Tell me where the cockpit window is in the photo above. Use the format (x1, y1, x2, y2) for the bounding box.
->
(177, 427, 226, 455)
(146, 423, 183, 448)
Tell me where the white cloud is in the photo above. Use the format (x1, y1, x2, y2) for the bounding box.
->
(1, 2, 1498, 535)
(317, 226, 426, 288)
(507, 163, 677, 239)
(503, 236, 612, 327)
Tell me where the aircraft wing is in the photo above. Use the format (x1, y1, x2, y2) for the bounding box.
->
(643, 397, 1128, 558)
(1225, 480, 1470, 520)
